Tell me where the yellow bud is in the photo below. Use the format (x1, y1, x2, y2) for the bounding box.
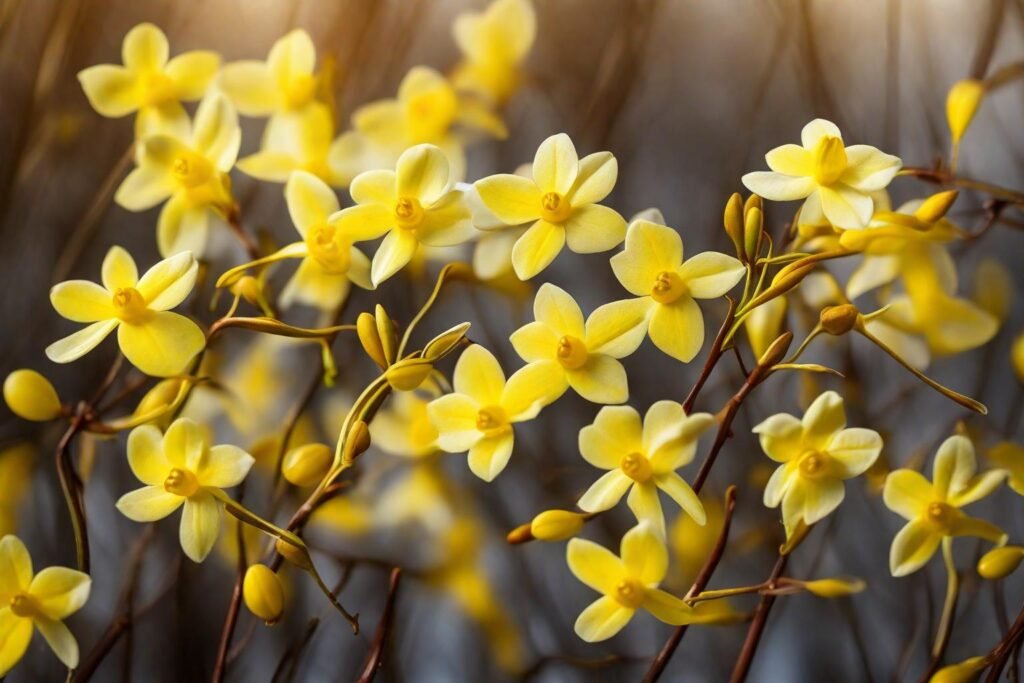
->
(744, 296, 787, 360)
(819, 304, 861, 336)
(275, 539, 312, 570)
(530, 510, 586, 541)
(723, 192, 745, 256)
(342, 420, 371, 465)
(802, 577, 866, 598)
(423, 322, 471, 361)
(230, 275, 263, 307)
(384, 358, 434, 391)
(758, 331, 793, 368)
(357, 312, 388, 370)
(133, 378, 183, 418)
(977, 545, 1024, 580)
(743, 206, 763, 260)
(375, 304, 398, 366)
(930, 656, 989, 683)
(743, 193, 762, 216)
(946, 79, 985, 143)
(281, 443, 332, 487)
(1012, 333, 1024, 384)
(506, 522, 534, 545)
(913, 190, 959, 224)
(4, 370, 61, 422)
(243, 564, 284, 625)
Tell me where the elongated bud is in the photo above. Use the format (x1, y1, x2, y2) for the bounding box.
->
(723, 193, 745, 257)
(758, 331, 793, 368)
(375, 305, 398, 366)
(802, 577, 866, 598)
(4, 370, 61, 421)
(282, 443, 332, 487)
(743, 206, 763, 260)
(946, 79, 985, 143)
(743, 193, 762, 216)
(819, 304, 860, 336)
(930, 656, 989, 683)
(275, 539, 313, 570)
(977, 545, 1024, 580)
(357, 312, 388, 370)
(342, 420, 371, 465)
(913, 190, 958, 224)
(1012, 332, 1024, 384)
(423, 322, 471, 361)
(243, 564, 284, 625)
(506, 522, 534, 544)
(745, 297, 787, 360)
(384, 358, 433, 391)
(133, 378, 183, 418)
(230, 275, 263, 307)
(530, 510, 586, 541)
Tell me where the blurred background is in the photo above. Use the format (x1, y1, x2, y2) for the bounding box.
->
(1, 0, 1023, 680)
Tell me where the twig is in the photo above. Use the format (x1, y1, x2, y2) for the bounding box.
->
(357, 568, 403, 683)
(211, 493, 248, 683)
(728, 552, 790, 682)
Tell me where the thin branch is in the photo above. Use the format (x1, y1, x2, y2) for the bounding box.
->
(357, 568, 403, 683)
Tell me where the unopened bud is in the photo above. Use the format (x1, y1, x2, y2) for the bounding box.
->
(243, 564, 284, 625)
(977, 546, 1024, 580)
(424, 322, 471, 361)
(342, 420, 371, 465)
(231, 275, 263, 307)
(4, 370, 61, 422)
(384, 358, 433, 391)
(375, 305, 398, 366)
(913, 190, 958, 224)
(820, 304, 860, 336)
(723, 193, 745, 256)
(506, 523, 534, 545)
(133, 378, 182, 418)
(946, 79, 985, 143)
(802, 577, 866, 598)
(930, 656, 989, 683)
(743, 206, 763, 260)
(275, 538, 312, 570)
(530, 510, 586, 541)
(282, 443, 332, 487)
(357, 312, 388, 370)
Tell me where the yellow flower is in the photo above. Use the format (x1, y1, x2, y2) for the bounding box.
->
(46, 246, 204, 377)
(218, 29, 323, 122)
(566, 522, 720, 642)
(883, 435, 1006, 576)
(742, 118, 901, 229)
(744, 296, 788, 360)
(577, 402, 713, 538)
(1013, 333, 1024, 384)
(510, 283, 647, 404)
(116, 418, 255, 562)
(277, 171, 372, 310)
(371, 389, 440, 459)
(474, 133, 627, 279)
(608, 218, 745, 362)
(754, 391, 883, 537)
(0, 444, 34, 536)
(78, 23, 219, 138)
(986, 442, 1024, 495)
(451, 0, 536, 104)
(334, 144, 474, 286)
(114, 92, 241, 257)
(238, 103, 347, 187)
(427, 344, 561, 481)
(0, 535, 91, 675)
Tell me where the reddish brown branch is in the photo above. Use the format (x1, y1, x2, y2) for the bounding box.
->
(357, 568, 403, 683)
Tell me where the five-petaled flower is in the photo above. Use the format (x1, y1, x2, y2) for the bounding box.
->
(451, 0, 536, 104)
(46, 246, 204, 377)
(510, 283, 648, 404)
(0, 535, 91, 676)
(334, 144, 475, 286)
(742, 118, 902, 229)
(427, 344, 561, 481)
(474, 133, 627, 279)
(607, 218, 745, 362)
(566, 522, 723, 642)
(116, 418, 255, 562)
(884, 435, 1006, 577)
(576, 402, 714, 538)
(754, 391, 883, 537)
(114, 92, 242, 257)
(78, 22, 220, 138)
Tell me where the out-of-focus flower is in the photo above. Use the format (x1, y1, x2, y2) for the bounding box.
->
(3, 370, 61, 422)
(0, 535, 91, 675)
(78, 23, 219, 138)
(0, 444, 35, 536)
(607, 218, 744, 362)
(566, 522, 726, 642)
(972, 258, 1013, 324)
(670, 493, 724, 589)
(451, 0, 536, 104)
(116, 418, 255, 562)
(371, 389, 440, 459)
(474, 133, 626, 279)
(577, 402, 714, 538)
(114, 93, 241, 257)
(754, 391, 883, 537)
(510, 283, 647, 404)
(986, 442, 1024, 495)
(742, 118, 901, 228)
(946, 79, 985, 144)
(1012, 333, 1024, 384)
(428, 344, 561, 481)
(46, 247, 204, 377)
(238, 103, 348, 187)
(883, 435, 1005, 576)
(745, 296, 788, 360)
(334, 144, 474, 286)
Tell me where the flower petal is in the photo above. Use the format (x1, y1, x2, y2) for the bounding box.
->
(34, 616, 78, 669)
(569, 152, 618, 206)
(137, 251, 197, 311)
(933, 435, 976, 500)
(118, 311, 204, 377)
(509, 321, 558, 363)
(101, 246, 139, 291)
(627, 483, 665, 539)
(655, 472, 706, 525)
(191, 94, 241, 170)
(678, 252, 745, 299)
(77, 65, 138, 117)
(649, 296, 704, 363)
(28, 568, 90, 620)
(199, 445, 254, 488)
(819, 185, 873, 228)
(584, 297, 652, 358)
(350, 169, 397, 206)
(800, 118, 842, 148)
(156, 195, 209, 258)
(370, 230, 417, 286)
(610, 219, 681, 296)
(115, 486, 184, 522)
(883, 469, 934, 520)
(333, 203, 395, 241)
(217, 61, 277, 116)
(453, 344, 505, 405)
(503, 360, 566, 418)
(763, 464, 793, 508)
(473, 174, 541, 225)
(532, 133, 578, 195)
(841, 145, 902, 192)
(467, 433, 514, 481)
(741, 172, 816, 201)
(950, 470, 1007, 508)
(577, 471, 632, 512)
(579, 406, 643, 469)
(563, 204, 627, 254)
(566, 538, 625, 594)
(801, 391, 845, 449)
(765, 144, 813, 175)
(567, 355, 628, 405)
(0, 609, 33, 678)
(802, 477, 845, 525)
(50, 281, 115, 323)
(533, 283, 585, 338)
(127, 424, 171, 486)
(396, 144, 451, 205)
(511, 220, 565, 280)
(752, 413, 802, 463)
(45, 320, 119, 364)
(164, 50, 220, 100)
(427, 393, 481, 453)
(179, 492, 222, 562)
(621, 521, 668, 583)
(573, 596, 633, 642)
(889, 519, 941, 576)
(948, 514, 1007, 544)
(122, 23, 168, 72)
(286, 170, 339, 237)
(0, 536, 32, 591)
(826, 428, 882, 478)
(279, 259, 351, 311)
(267, 29, 316, 86)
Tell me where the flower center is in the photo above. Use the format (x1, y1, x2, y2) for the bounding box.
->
(394, 197, 424, 230)
(926, 501, 956, 531)
(614, 578, 645, 608)
(171, 152, 214, 189)
(540, 192, 573, 223)
(798, 451, 829, 479)
(556, 335, 588, 370)
(112, 287, 149, 324)
(164, 467, 200, 498)
(284, 74, 316, 110)
(475, 405, 510, 437)
(305, 224, 351, 274)
(812, 135, 847, 186)
(9, 593, 36, 618)
(620, 451, 652, 483)
(139, 72, 177, 107)
(650, 271, 688, 305)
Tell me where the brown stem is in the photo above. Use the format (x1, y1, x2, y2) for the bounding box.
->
(729, 553, 790, 683)
(357, 568, 403, 683)
(225, 204, 261, 260)
(683, 298, 736, 413)
(986, 601, 1024, 682)
(211, 497, 248, 683)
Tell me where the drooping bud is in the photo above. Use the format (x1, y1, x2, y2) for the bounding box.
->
(945, 79, 985, 143)
(374, 305, 399, 366)
(384, 358, 434, 391)
(723, 193, 745, 257)
(930, 656, 989, 683)
(530, 510, 587, 541)
(977, 545, 1024, 580)
(802, 577, 866, 598)
(281, 443, 332, 487)
(243, 564, 285, 625)
(357, 312, 388, 370)
(4, 370, 62, 422)
(819, 304, 860, 336)
(341, 420, 371, 465)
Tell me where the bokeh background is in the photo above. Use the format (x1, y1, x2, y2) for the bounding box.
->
(1, 0, 1023, 680)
